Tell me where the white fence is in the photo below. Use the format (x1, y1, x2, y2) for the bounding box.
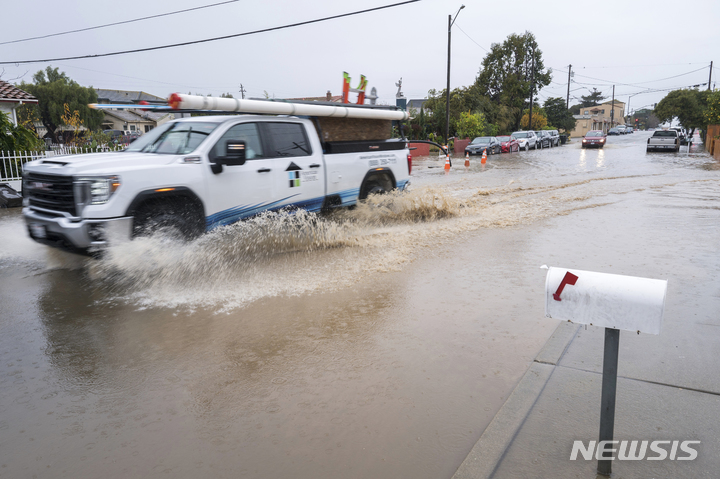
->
(1, 145, 124, 183)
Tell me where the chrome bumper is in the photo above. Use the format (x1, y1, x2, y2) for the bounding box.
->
(23, 207, 133, 252)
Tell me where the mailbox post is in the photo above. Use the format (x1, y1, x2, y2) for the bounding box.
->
(544, 267, 667, 476)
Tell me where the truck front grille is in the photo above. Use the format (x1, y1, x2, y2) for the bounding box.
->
(24, 172, 76, 216)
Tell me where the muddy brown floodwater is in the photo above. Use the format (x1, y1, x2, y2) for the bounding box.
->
(1, 133, 718, 478)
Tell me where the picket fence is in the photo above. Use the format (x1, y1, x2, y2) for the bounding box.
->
(0, 145, 124, 182)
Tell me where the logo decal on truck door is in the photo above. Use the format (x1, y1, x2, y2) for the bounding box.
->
(289, 171, 301, 187)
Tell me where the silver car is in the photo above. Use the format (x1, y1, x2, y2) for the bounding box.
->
(511, 131, 538, 151)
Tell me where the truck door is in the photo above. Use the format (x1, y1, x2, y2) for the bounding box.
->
(261, 122, 325, 213)
(204, 122, 275, 228)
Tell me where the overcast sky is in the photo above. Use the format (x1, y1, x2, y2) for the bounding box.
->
(1, 0, 718, 113)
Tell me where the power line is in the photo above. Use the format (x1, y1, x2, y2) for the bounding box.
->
(454, 23, 489, 53)
(572, 66, 708, 87)
(572, 62, 709, 69)
(0, 0, 420, 65)
(0, 0, 240, 46)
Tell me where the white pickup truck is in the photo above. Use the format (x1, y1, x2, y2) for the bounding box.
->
(22, 103, 411, 254)
(646, 129, 680, 152)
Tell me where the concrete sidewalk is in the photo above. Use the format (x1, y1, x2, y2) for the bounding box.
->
(452, 315, 720, 479)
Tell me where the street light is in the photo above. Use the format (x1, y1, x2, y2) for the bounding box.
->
(445, 4, 465, 150)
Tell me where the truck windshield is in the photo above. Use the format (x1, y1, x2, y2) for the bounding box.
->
(125, 121, 220, 154)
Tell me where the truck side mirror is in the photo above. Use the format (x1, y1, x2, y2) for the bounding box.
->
(224, 140, 247, 165)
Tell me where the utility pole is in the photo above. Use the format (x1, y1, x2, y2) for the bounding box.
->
(445, 14, 452, 145)
(709, 61, 713, 91)
(445, 5, 465, 148)
(610, 85, 615, 127)
(239, 84, 246, 99)
(566, 64, 572, 109)
(528, 54, 535, 130)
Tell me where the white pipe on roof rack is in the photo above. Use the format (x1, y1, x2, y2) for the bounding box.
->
(167, 93, 409, 121)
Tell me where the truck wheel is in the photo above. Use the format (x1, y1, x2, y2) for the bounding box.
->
(360, 172, 394, 200)
(133, 199, 204, 240)
(524, 144, 529, 152)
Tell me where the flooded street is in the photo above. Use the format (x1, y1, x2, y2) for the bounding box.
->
(1, 132, 718, 478)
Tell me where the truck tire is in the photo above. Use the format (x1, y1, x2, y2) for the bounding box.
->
(133, 198, 205, 240)
(360, 172, 394, 200)
(524, 143, 529, 152)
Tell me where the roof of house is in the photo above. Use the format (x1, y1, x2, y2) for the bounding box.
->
(95, 89, 166, 104)
(0, 80, 38, 103)
(407, 99, 427, 110)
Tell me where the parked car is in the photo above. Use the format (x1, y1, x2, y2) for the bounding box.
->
(607, 128, 620, 135)
(545, 129, 560, 147)
(581, 130, 607, 148)
(616, 126, 627, 134)
(670, 127, 688, 145)
(624, 125, 634, 134)
(534, 130, 551, 149)
(497, 135, 519, 153)
(465, 136, 501, 155)
(511, 131, 538, 151)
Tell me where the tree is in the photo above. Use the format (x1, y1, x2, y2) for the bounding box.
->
(18, 67, 104, 143)
(706, 90, 720, 125)
(543, 97, 577, 132)
(0, 112, 44, 152)
(654, 89, 710, 130)
(580, 88, 606, 107)
(455, 111, 487, 139)
(630, 108, 660, 129)
(520, 112, 548, 130)
(474, 31, 552, 131)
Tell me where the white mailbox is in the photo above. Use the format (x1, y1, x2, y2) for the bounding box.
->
(544, 266, 667, 335)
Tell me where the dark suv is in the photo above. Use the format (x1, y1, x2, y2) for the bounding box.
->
(545, 130, 560, 147)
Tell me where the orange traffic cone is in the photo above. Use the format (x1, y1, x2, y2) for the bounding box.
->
(444, 154, 451, 170)
(481, 149, 487, 164)
(464, 151, 470, 168)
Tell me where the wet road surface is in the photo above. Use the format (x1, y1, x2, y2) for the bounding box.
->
(1, 132, 718, 478)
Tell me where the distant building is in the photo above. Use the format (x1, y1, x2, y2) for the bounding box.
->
(569, 100, 625, 137)
(95, 89, 166, 105)
(287, 91, 343, 103)
(101, 109, 174, 134)
(407, 99, 428, 111)
(0, 80, 38, 126)
(94, 89, 172, 134)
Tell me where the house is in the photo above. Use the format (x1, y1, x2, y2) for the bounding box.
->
(407, 99, 428, 111)
(95, 89, 166, 105)
(101, 109, 173, 134)
(287, 91, 343, 102)
(569, 100, 625, 137)
(0, 80, 38, 126)
(95, 89, 172, 134)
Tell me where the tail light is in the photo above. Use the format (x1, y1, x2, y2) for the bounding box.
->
(407, 153, 412, 175)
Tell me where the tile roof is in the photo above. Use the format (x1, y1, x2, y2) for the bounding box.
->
(0, 81, 38, 102)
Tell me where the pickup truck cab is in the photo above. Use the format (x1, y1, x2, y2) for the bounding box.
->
(646, 129, 680, 152)
(22, 115, 411, 253)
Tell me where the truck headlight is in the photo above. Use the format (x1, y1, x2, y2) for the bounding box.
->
(74, 176, 121, 206)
